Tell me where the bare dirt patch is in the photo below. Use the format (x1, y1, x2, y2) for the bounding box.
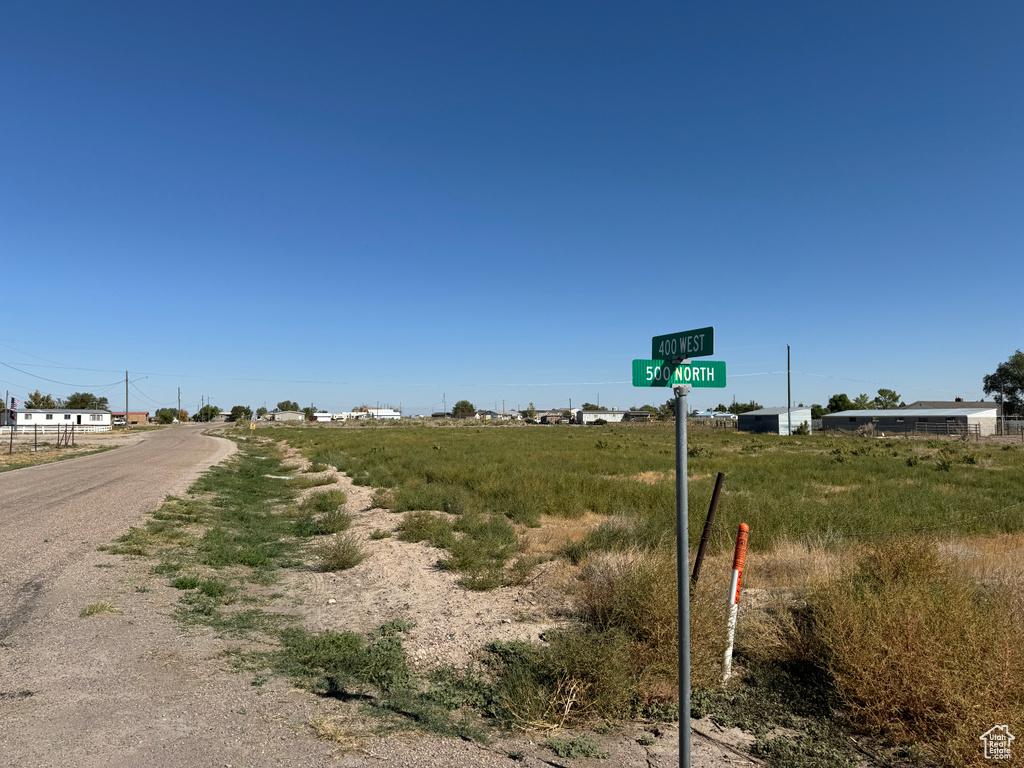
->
(281, 464, 574, 672)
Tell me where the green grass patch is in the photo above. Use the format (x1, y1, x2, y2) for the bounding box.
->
(299, 489, 348, 513)
(273, 425, 1024, 553)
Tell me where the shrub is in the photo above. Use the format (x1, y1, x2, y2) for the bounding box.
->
(315, 533, 366, 571)
(317, 509, 353, 535)
(275, 623, 412, 696)
(299, 489, 348, 514)
(806, 540, 1024, 766)
(397, 511, 455, 548)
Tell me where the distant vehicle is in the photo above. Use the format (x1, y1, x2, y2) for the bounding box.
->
(713, 413, 738, 421)
(114, 418, 126, 426)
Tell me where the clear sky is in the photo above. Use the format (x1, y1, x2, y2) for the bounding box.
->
(2, 2, 1021, 416)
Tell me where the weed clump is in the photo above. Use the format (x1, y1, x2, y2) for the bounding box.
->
(317, 509, 352, 535)
(80, 601, 116, 617)
(299, 489, 348, 514)
(315, 533, 366, 571)
(806, 539, 1024, 766)
(547, 735, 609, 759)
(274, 623, 412, 696)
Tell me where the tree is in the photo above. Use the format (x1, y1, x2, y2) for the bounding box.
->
(176, 409, 189, 422)
(983, 350, 1024, 417)
(276, 400, 300, 413)
(352, 405, 370, 412)
(633, 404, 660, 416)
(256, 406, 268, 417)
(60, 392, 109, 410)
(521, 403, 537, 420)
(451, 400, 476, 418)
(581, 402, 607, 411)
(728, 399, 762, 415)
(659, 399, 676, 420)
(827, 393, 853, 413)
(193, 404, 219, 422)
(230, 405, 253, 422)
(155, 408, 178, 424)
(302, 405, 316, 421)
(851, 393, 875, 410)
(873, 388, 901, 410)
(25, 390, 56, 409)
(810, 404, 828, 419)
(713, 403, 729, 413)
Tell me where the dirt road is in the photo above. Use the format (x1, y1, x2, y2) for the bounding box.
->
(0, 427, 755, 768)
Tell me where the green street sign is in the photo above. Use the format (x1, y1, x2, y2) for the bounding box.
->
(632, 359, 727, 388)
(652, 326, 714, 360)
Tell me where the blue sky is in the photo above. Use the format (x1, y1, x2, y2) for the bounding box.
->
(2, 2, 1021, 415)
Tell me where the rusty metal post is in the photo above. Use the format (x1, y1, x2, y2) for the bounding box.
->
(691, 472, 725, 585)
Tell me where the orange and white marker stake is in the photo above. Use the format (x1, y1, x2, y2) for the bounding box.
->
(722, 523, 749, 684)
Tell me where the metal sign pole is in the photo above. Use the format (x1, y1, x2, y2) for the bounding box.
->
(674, 381, 691, 768)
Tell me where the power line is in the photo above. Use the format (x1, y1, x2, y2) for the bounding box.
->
(0, 361, 123, 389)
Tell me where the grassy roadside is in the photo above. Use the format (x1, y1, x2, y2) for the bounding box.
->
(0, 445, 117, 473)
(103, 427, 1024, 767)
(267, 422, 1024, 767)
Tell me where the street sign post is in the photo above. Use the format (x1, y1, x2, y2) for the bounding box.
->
(652, 326, 714, 360)
(632, 359, 726, 388)
(634, 328, 724, 768)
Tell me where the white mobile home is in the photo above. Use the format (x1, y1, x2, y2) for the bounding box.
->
(2, 409, 112, 431)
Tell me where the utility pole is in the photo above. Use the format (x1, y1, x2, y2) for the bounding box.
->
(787, 344, 792, 436)
(443, 393, 446, 416)
(178, 388, 181, 421)
(125, 371, 129, 428)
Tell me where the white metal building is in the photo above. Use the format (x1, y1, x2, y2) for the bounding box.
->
(821, 408, 998, 436)
(738, 407, 813, 435)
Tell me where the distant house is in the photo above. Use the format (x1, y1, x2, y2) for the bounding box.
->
(110, 410, 149, 425)
(2, 409, 112, 430)
(431, 411, 452, 419)
(366, 408, 402, 420)
(313, 412, 333, 422)
(477, 410, 519, 421)
(272, 410, 306, 422)
(738, 407, 812, 435)
(577, 410, 626, 425)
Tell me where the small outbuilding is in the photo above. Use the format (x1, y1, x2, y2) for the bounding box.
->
(738, 407, 812, 435)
